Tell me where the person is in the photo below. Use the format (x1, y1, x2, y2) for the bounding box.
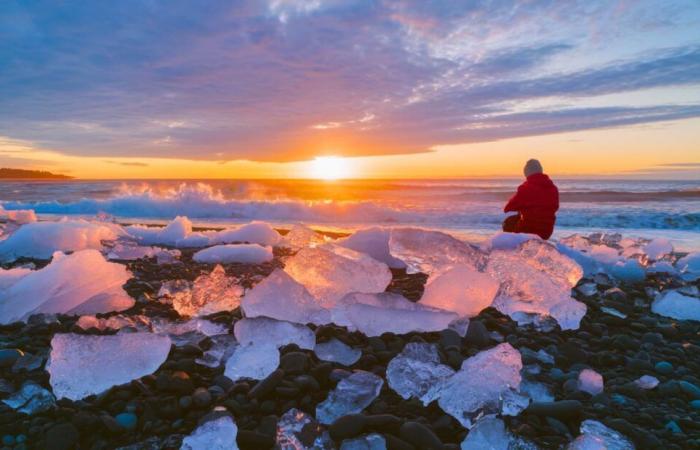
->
(502, 159, 559, 240)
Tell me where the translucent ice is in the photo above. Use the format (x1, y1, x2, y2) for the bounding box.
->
(224, 342, 279, 381)
(332, 292, 458, 336)
(389, 227, 486, 274)
(483, 232, 540, 251)
(181, 414, 239, 450)
(487, 240, 586, 330)
(643, 238, 672, 261)
(211, 221, 281, 246)
(420, 265, 499, 318)
(386, 343, 455, 403)
(316, 371, 384, 425)
(0, 250, 134, 324)
(242, 269, 330, 325)
(0, 266, 31, 290)
(173, 265, 243, 317)
(425, 343, 522, 429)
(677, 252, 700, 281)
(284, 245, 392, 307)
(338, 227, 406, 268)
(314, 338, 362, 366)
(0, 219, 121, 261)
(279, 224, 327, 250)
(0, 206, 36, 224)
(634, 375, 659, 390)
(276, 408, 334, 449)
(107, 243, 161, 261)
(150, 318, 228, 346)
(578, 369, 604, 395)
(193, 244, 273, 264)
(47, 332, 171, 400)
(234, 317, 315, 349)
(2, 382, 56, 415)
(567, 420, 634, 450)
(651, 290, 700, 321)
(341, 434, 386, 450)
(196, 334, 238, 368)
(461, 417, 537, 450)
(520, 380, 554, 403)
(127, 216, 191, 246)
(76, 314, 152, 332)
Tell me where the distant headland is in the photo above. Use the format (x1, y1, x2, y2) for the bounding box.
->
(0, 168, 73, 179)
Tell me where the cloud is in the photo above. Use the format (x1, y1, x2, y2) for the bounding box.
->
(0, 0, 699, 162)
(103, 160, 150, 167)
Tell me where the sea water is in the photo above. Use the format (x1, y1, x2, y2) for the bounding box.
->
(1, 178, 698, 250)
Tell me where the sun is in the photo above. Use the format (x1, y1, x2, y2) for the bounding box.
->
(309, 156, 351, 180)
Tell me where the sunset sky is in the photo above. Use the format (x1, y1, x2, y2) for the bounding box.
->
(1, 0, 699, 179)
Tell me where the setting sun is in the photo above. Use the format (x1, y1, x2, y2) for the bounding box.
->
(309, 156, 352, 180)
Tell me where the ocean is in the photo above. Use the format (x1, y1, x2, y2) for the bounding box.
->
(1, 178, 699, 251)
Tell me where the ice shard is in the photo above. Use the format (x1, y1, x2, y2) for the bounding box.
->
(173, 265, 243, 317)
(386, 342, 455, 403)
(127, 216, 192, 246)
(2, 382, 56, 415)
(567, 420, 634, 450)
(181, 413, 239, 450)
(234, 317, 315, 350)
(577, 369, 604, 395)
(341, 434, 386, 450)
(224, 342, 279, 381)
(314, 338, 362, 366)
(316, 371, 384, 425)
(461, 417, 537, 450)
(210, 221, 281, 246)
(279, 224, 327, 250)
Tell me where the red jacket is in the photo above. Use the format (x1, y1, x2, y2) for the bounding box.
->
(504, 173, 559, 239)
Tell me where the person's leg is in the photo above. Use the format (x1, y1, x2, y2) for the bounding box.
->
(502, 214, 520, 233)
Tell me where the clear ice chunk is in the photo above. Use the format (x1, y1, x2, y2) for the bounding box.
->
(47, 332, 171, 400)
(242, 269, 330, 325)
(338, 227, 407, 268)
(386, 342, 455, 403)
(278, 224, 328, 250)
(651, 290, 700, 321)
(314, 338, 362, 366)
(276, 408, 334, 449)
(284, 245, 392, 307)
(192, 244, 273, 264)
(500, 389, 530, 416)
(520, 380, 554, 403)
(173, 265, 243, 317)
(234, 317, 315, 350)
(677, 252, 700, 281)
(577, 369, 604, 395)
(316, 371, 384, 425)
(2, 382, 56, 415)
(643, 238, 672, 261)
(210, 221, 281, 246)
(127, 216, 192, 246)
(341, 433, 387, 450)
(196, 334, 238, 368)
(461, 417, 537, 450)
(424, 343, 522, 429)
(181, 413, 239, 450)
(332, 292, 458, 336)
(567, 420, 634, 450)
(150, 318, 228, 346)
(0, 250, 134, 324)
(389, 227, 486, 274)
(420, 264, 499, 318)
(224, 342, 279, 381)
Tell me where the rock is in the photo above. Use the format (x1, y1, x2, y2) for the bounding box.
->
(384, 434, 415, 450)
(248, 369, 285, 399)
(44, 423, 79, 450)
(679, 381, 700, 399)
(654, 361, 674, 375)
(526, 400, 582, 420)
(0, 349, 23, 368)
(279, 352, 311, 374)
(329, 414, 368, 440)
(399, 422, 442, 450)
(157, 371, 194, 394)
(340, 433, 387, 450)
(192, 387, 212, 408)
(11, 353, 43, 373)
(577, 369, 603, 395)
(464, 321, 490, 347)
(115, 412, 137, 431)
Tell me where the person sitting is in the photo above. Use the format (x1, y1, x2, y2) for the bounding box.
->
(502, 159, 559, 240)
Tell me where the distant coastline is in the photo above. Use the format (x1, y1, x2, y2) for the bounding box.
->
(0, 168, 72, 179)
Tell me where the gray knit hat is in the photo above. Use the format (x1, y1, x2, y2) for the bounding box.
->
(524, 159, 543, 177)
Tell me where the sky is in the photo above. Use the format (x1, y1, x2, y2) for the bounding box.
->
(0, 0, 699, 179)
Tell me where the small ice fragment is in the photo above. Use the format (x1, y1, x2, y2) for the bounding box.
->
(651, 290, 700, 321)
(340, 433, 386, 450)
(150, 318, 228, 346)
(2, 382, 56, 414)
(181, 414, 239, 450)
(242, 269, 330, 325)
(646, 261, 678, 275)
(338, 227, 406, 268)
(76, 314, 151, 332)
(276, 408, 334, 449)
(224, 343, 279, 381)
(634, 375, 659, 390)
(425, 343, 522, 429)
(234, 317, 315, 350)
(192, 244, 273, 264)
(577, 282, 598, 297)
(386, 343, 454, 403)
(500, 389, 530, 416)
(279, 224, 327, 250)
(107, 243, 160, 261)
(676, 252, 700, 281)
(536, 349, 555, 365)
(567, 419, 634, 450)
(643, 238, 673, 261)
(316, 371, 384, 425)
(461, 417, 537, 450)
(156, 248, 181, 264)
(173, 265, 243, 317)
(47, 332, 171, 400)
(577, 369, 604, 395)
(284, 245, 392, 307)
(589, 245, 622, 265)
(211, 221, 281, 246)
(601, 307, 627, 319)
(127, 216, 191, 246)
(314, 338, 362, 366)
(196, 334, 238, 368)
(608, 259, 646, 284)
(420, 264, 498, 317)
(520, 380, 554, 403)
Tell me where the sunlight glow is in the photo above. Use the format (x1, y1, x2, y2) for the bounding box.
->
(309, 156, 352, 180)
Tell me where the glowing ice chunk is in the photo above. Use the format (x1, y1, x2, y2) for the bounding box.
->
(211, 221, 281, 246)
(127, 216, 191, 246)
(173, 265, 243, 317)
(634, 375, 659, 390)
(386, 343, 455, 403)
(389, 228, 486, 274)
(338, 227, 406, 268)
(316, 371, 383, 425)
(461, 417, 537, 450)
(420, 264, 498, 318)
(276, 408, 334, 449)
(193, 244, 273, 264)
(279, 224, 327, 250)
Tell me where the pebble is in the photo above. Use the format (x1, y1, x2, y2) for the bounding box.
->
(279, 352, 310, 374)
(464, 320, 490, 347)
(526, 400, 582, 420)
(192, 387, 212, 408)
(679, 381, 700, 399)
(0, 349, 23, 368)
(115, 413, 137, 431)
(329, 414, 367, 440)
(399, 421, 443, 449)
(654, 361, 674, 375)
(690, 399, 700, 410)
(44, 423, 79, 450)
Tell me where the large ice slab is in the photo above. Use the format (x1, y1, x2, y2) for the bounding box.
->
(181, 413, 239, 450)
(338, 227, 406, 268)
(242, 269, 330, 325)
(193, 244, 273, 264)
(173, 265, 243, 317)
(284, 245, 392, 307)
(461, 417, 537, 450)
(211, 221, 281, 246)
(234, 317, 315, 349)
(567, 420, 634, 450)
(314, 338, 362, 366)
(487, 240, 586, 330)
(425, 343, 522, 429)
(47, 332, 171, 400)
(651, 290, 700, 321)
(0, 219, 121, 261)
(224, 342, 279, 381)
(332, 292, 458, 336)
(0, 250, 134, 324)
(276, 408, 334, 449)
(316, 371, 384, 425)
(127, 216, 191, 246)
(389, 228, 486, 274)
(386, 343, 455, 403)
(420, 265, 498, 318)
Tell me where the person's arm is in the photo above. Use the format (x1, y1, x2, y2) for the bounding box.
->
(504, 185, 525, 212)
